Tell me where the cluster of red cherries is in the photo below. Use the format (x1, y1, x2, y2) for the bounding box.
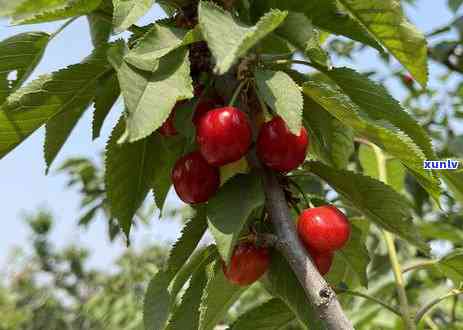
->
(159, 94, 350, 286)
(163, 93, 309, 205)
(222, 205, 351, 286)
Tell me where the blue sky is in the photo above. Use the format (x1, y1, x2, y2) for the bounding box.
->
(0, 2, 459, 271)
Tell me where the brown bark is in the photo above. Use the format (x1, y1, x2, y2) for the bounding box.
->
(242, 87, 353, 329)
(262, 169, 354, 330)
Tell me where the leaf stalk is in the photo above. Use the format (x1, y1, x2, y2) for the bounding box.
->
(373, 145, 416, 330)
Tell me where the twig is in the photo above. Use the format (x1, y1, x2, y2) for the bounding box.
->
(373, 144, 416, 330)
(402, 260, 436, 274)
(337, 288, 401, 316)
(415, 289, 463, 323)
(451, 294, 458, 323)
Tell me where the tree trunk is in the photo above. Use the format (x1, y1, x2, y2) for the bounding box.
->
(262, 169, 354, 329)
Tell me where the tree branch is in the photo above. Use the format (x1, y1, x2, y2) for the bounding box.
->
(261, 168, 353, 329)
(241, 85, 353, 329)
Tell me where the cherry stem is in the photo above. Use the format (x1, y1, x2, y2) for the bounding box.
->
(228, 79, 248, 107)
(288, 199, 301, 214)
(288, 179, 312, 209)
(254, 87, 274, 116)
(264, 58, 324, 72)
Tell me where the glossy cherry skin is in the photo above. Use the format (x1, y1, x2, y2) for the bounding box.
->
(197, 107, 252, 166)
(159, 109, 178, 136)
(171, 151, 220, 204)
(193, 96, 224, 126)
(257, 116, 309, 172)
(222, 243, 270, 286)
(297, 205, 351, 253)
(307, 248, 333, 276)
(402, 74, 414, 86)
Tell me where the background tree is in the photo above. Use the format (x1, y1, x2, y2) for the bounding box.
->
(1, 0, 463, 329)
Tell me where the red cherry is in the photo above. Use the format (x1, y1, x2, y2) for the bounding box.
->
(171, 151, 220, 204)
(307, 248, 333, 276)
(197, 107, 252, 166)
(222, 243, 270, 286)
(159, 109, 178, 136)
(297, 205, 351, 253)
(402, 74, 414, 86)
(256, 116, 309, 172)
(192, 96, 223, 126)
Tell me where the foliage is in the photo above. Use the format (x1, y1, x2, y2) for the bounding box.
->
(0, 211, 267, 330)
(1, 0, 463, 329)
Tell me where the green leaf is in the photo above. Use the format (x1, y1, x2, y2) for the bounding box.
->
(0, 45, 111, 160)
(337, 0, 429, 86)
(88, 15, 112, 47)
(44, 100, 89, 171)
(169, 245, 218, 302)
(302, 80, 441, 202)
(359, 144, 406, 193)
(43, 45, 112, 170)
(325, 67, 435, 160)
(78, 205, 99, 226)
(199, 1, 287, 75)
(92, 71, 120, 139)
(105, 119, 161, 235)
(143, 270, 173, 330)
(143, 216, 210, 330)
(437, 249, 463, 286)
(113, 0, 155, 33)
(255, 69, 303, 135)
(167, 207, 208, 274)
(441, 171, 463, 205)
(198, 261, 247, 330)
(275, 12, 330, 67)
(0, 0, 25, 16)
(303, 97, 354, 169)
(306, 160, 429, 252)
(87, 0, 113, 47)
(108, 41, 193, 142)
(152, 136, 185, 210)
(265, 251, 323, 329)
(419, 222, 463, 244)
(207, 173, 264, 264)
(230, 298, 297, 330)
(165, 264, 208, 330)
(12, 0, 102, 24)
(7, 0, 68, 17)
(328, 219, 370, 288)
(0, 32, 49, 104)
(125, 24, 202, 71)
(449, 0, 463, 12)
(250, 0, 381, 50)
(449, 135, 463, 157)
